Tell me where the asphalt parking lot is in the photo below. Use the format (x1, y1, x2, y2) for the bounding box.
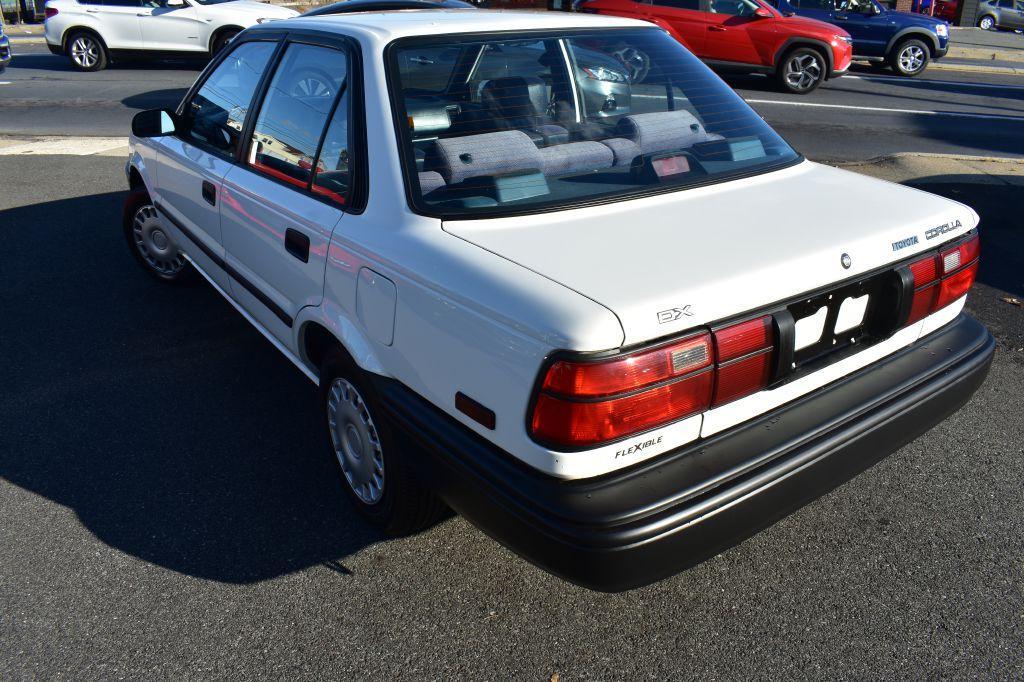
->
(2, 32, 1024, 680)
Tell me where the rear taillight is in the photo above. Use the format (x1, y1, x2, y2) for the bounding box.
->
(531, 316, 775, 449)
(906, 234, 979, 326)
(45, 7, 58, 18)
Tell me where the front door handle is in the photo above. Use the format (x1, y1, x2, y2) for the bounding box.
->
(201, 180, 216, 206)
(708, 25, 727, 31)
(285, 228, 310, 263)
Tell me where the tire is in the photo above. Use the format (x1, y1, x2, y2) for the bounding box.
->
(211, 28, 240, 57)
(777, 46, 826, 95)
(320, 350, 446, 536)
(123, 189, 190, 283)
(67, 30, 107, 72)
(977, 15, 996, 30)
(890, 38, 930, 77)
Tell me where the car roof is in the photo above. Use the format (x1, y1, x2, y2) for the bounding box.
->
(268, 9, 646, 43)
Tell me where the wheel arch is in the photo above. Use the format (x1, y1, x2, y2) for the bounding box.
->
(209, 25, 244, 54)
(885, 29, 939, 57)
(772, 38, 834, 77)
(62, 25, 108, 53)
(296, 313, 389, 381)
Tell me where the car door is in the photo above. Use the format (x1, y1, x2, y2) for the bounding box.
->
(701, 0, 767, 66)
(1011, 0, 1024, 28)
(153, 39, 278, 292)
(645, 0, 709, 54)
(138, 0, 205, 52)
(219, 37, 352, 342)
(832, 0, 889, 57)
(89, 0, 145, 49)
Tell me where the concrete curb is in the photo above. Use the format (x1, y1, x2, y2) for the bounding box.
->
(948, 46, 1024, 64)
(930, 61, 1024, 75)
(7, 36, 47, 45)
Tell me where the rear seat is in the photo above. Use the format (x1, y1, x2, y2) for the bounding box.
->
(420, 110, 722, 195)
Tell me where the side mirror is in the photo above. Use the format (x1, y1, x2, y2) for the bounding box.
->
(132, 109, 179, 138)
(754, 6, 773, 17)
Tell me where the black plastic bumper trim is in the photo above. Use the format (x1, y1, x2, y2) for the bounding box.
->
(376, 314, 993, 592)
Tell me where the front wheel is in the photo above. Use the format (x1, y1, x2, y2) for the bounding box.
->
(978, 15, 995, 30)
(320, 351, 446, 535)
(211, 29, 240, 57)
(890, 39, 930, 77)
(777, 47, 826, 95)
(67, 31, 107, 72)
(123, 189, 189, 282)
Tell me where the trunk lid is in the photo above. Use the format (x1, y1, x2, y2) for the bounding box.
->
(443, 161, 978, 347)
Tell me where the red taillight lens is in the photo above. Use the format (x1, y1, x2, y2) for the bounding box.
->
(541, 333, 711, 398)
(711, 315, 774, 406)
(906, 234, 978, 326)
(531, 317, 777, 449)
(531, 370, 713, 448)
(45, 6, 58, 18)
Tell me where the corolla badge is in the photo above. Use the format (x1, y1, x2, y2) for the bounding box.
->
(841, 253, 852, 270)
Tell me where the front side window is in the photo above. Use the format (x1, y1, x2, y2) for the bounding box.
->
(709, 0, 761, 15)
(391, 29, 799, 217)
(183, 41, 276, 154)
(246, 42, 348, 192)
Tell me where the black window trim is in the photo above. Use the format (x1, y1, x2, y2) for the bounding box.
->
(173, 28, 368, 214)
(384, 27, 804, 221)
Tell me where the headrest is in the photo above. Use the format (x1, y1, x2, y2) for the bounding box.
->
(432, 130, 543, 185)
(615, 110, 710, 156)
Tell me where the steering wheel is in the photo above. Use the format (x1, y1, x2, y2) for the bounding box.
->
(611, 46, 651, 83)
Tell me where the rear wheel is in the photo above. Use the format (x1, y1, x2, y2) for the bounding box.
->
(67, 31, 107, 72)
(890, 38, 929, 77)
(123, 189, 189, 282)
(977, 15, 996, 30)
(320, 350, 446, 535)
(777, 47, 826, 95)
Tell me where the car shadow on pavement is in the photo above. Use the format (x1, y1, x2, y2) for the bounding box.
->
(122, 88, 191, 111)
(8, 53, 207, 73)
(0, 190, 410, 584)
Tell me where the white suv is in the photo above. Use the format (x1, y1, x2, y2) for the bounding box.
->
(125, 10, 993, 590)
(43, 0, 296, 71)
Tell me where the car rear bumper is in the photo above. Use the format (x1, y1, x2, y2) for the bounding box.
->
(375, 314, 993, 592)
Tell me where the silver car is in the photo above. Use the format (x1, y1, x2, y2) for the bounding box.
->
(976, 0, 1024, 30)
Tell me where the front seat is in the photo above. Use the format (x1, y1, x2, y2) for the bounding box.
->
(480, 76, 570, 146)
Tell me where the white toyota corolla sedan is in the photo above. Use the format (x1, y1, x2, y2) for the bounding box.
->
(122, 9, 993, 590)
(43, 0, 296, 71)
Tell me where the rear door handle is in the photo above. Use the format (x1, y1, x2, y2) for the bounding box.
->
(284, 228, 310, 263)
(85, 7, 99, 11)
(201, 180, 216, 206)
(708, 25, 727, 31)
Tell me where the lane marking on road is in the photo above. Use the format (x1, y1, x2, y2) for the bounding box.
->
(0, 82, 11, 85)
(846, 74, 1024, 91)
(744, 99, 1024, 122)
(0, 137, 129, 156)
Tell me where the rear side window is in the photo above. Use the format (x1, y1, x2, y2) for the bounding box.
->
(390, 29, 800, 218)
(184, 41, 276, 155)
(246, 42, 349, 196)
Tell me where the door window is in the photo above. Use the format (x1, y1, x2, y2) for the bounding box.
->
(246, 42, 348, 192)
(311, 89, 352, 206)
(709, 0, 761, 14)
(182, 41, 276, 155)
(651, 0, 702, 9)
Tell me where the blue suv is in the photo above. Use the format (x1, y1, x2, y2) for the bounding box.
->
(767, 0, 949, 76)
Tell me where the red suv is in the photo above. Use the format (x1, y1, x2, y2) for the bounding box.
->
(576, 0, 853, 94)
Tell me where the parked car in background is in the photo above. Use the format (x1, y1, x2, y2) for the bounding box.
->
(0, 16, 11, 73)
(768, 0, 947, 76)
(975, 0, 1024, 30)
(124, 10, 992, 590)
(575, 0, 853, 94)
(302, 0, 477, 15)
(43, 0, 298, 72)
(930, 0, 958, 23)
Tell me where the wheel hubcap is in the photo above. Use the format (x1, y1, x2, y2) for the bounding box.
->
(132, 204, 185, 276)
(327, 378, 385, 505)
(899, 46, 925, 73)
(71, 37, 99, 68)
(785, 54, 822, 91)
(981, 17, 993, 29)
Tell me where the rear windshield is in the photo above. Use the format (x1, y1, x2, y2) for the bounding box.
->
(389, 28, 800, 218)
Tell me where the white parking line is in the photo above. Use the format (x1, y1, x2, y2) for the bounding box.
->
(744, 98, 1024, 122)
(0, 81, 11, 86)
(846, 74, 1024, 91)
(0, 137, 129, 156)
